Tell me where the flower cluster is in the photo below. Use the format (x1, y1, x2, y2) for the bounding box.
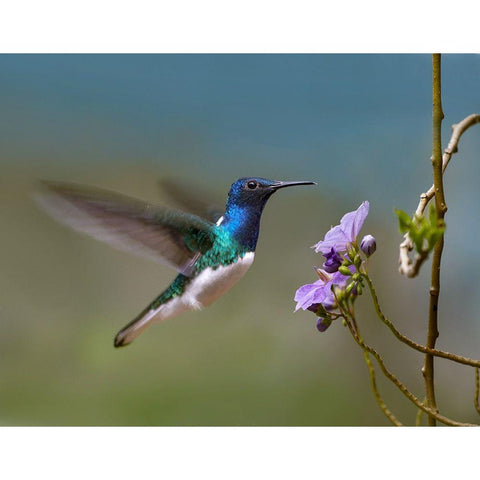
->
(294, 201, 376, 332)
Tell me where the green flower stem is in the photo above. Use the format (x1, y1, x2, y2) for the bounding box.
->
(363, 351, 403, 426)
(343, 316, 476, 427)
(362, 274, 480, 368)
(475, 368, 480, 416)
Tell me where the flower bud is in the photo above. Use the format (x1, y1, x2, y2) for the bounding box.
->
(345, 281, 356, 295)
(338, 265, 353, 276)
(346, 281, 358, 297)
(353, 253, 362, 268)
(347, 245, 357, 261)
(360, 235, 376, 257)
(316, 317, 332, 332)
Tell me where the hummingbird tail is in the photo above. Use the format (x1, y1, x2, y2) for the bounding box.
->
(114, 292, 190, 347)
(114, 304, 159, 348)
(114, 305, 170, 347)
(115, 274, 192, 347)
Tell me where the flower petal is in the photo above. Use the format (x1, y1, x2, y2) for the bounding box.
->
(294, 280, 330, 311)
(314, 201, 369, 253)
(332, 266, 355, 286)
(340, 201, 369, 242)
(314, 225, 350, 254)
(294, 283, 318, 310)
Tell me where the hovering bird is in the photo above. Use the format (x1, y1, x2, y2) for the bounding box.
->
(37, 177, 316, 347)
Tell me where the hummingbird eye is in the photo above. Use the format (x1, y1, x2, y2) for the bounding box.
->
(246, 181, 258, 190)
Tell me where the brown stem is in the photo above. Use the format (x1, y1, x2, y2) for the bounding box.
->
(423, 53, 445, 426)
(415, 400, 426, 426)
(363, 351, 403, 426)
(344, 317, 476, 426)
(346, 306, 403, 425)
(363, 274, 480, 368)
(398, 113, 480, 277)
(475, 368, 480, 415)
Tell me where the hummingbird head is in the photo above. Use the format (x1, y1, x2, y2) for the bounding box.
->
(226, 177, 317, 210)
(222, 177, 316, 250)
(221, 177, 316, 251)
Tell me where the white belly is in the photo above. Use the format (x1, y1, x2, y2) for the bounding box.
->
(186, 251, 255, 307)
(158, 252, 255, 320)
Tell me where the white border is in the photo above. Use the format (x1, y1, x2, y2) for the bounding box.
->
(1, 1, 479, 53)
(1, 427, 478, 479)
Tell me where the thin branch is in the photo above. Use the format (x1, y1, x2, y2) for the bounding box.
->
(334, 293, 402, 425)
(363, 351, 403, 426)
(343, 316, 477, 427)
(475, 368, 480, 416)
(347, 306, 402, 425)
(423, 53, 444, 426)
(363, 274, 480, 368)
(415, 400, 426, 426)
(399, 112, 480, 278)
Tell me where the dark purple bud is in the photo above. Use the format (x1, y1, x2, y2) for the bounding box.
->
(323, 247, 343, 273)
(360, 235, 376, 257)
(316, 317, 332, 332)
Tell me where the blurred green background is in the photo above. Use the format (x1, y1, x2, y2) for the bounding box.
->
(1, 54, 479, 425)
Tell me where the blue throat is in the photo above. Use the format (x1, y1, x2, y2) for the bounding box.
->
(221, 203, 265, 252)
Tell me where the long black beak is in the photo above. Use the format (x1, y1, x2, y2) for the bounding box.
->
(270, 180, 317, 190)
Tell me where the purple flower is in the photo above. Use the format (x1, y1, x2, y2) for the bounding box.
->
(295, 201, 373, 333)
(360, 235, 376, 257)
(294, 268, 352, 312)
(323, 247, 343, 273)
(294, 278, 332, 312)
(314, 201, 369, 254)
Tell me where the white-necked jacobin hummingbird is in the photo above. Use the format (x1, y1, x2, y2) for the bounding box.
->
(37, 177, 316, 347)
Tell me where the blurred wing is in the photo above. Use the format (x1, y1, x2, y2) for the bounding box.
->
(35, 182, 217, 276)
(159, 178, 224, 223)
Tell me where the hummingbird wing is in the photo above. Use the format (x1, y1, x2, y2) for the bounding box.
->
(35, 181, 217, 276)
(158, 178, 224, 223)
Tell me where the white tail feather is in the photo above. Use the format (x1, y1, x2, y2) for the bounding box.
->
(114, 295, 190, 347)
(114, 308, 160, 347)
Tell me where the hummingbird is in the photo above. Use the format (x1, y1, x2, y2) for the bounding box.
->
(36, 177, 316, 347)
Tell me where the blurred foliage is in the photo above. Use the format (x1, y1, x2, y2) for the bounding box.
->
(396, 204, 445, 254)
